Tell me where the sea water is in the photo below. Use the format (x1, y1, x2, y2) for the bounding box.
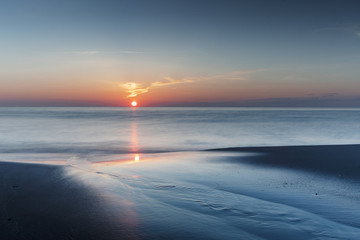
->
(1, 107, 360, 239)
(1, 107, 360, 158)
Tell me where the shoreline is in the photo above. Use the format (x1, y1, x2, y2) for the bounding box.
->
(207, 144, 360, 180)
(0, 162, 134, 240)
(1, 144, 360, 239)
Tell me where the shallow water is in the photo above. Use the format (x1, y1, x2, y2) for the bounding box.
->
(1, 107, 360, 239)
(65, 151, 360, 239)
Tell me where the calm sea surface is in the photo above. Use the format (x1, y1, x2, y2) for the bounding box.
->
(1, 107, 360, 161)
(1, 107, 360, 239)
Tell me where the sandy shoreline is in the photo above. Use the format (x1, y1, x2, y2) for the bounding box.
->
(208, 144, 360, 180)
(0, 162, 135, 240)
(1, 144, 360, 239)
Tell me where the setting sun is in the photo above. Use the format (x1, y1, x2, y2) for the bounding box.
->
(131, 101, 137, 107)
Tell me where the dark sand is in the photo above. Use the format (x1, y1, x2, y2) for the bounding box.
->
(0, 162, 135, 240)
(208, 144, 360, 180)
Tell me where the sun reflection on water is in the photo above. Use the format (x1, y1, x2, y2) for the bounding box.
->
(130, 121, 139, 153)
(130, 115, 141, 163)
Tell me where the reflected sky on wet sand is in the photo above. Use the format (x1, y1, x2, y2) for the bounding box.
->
(60, 149, 360, 239)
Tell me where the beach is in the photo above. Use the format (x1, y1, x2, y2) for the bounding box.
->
(0, 162, 131, 240)
(3, 0, 360, 238)
(1, 107, 360, 239)
(1, 144, 360, 239)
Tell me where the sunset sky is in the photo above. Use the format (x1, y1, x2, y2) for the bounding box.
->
(1, 0, 360, 107)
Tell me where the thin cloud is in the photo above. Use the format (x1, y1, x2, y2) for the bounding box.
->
(344, 25, 360, 38)
(72, 51, 100, 55)
(151, 77, 193, 87)
(188, 68, 267, 82)
(122, 77, 192, 98)
(211, 73, 246, 81)
(122, 82, 150, 98)
(230, 69, 263, 75)
(121, 68, 266, 98)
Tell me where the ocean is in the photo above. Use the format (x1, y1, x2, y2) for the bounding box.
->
(1, 107, 360, 159)
(1, 107, 360, 239)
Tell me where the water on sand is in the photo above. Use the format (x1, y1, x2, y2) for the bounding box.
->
(0, 107, 360, 239)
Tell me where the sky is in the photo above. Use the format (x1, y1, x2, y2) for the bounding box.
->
(1, 0, 360, 107)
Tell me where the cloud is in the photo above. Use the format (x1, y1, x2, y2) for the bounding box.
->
(344, 25, 360, 38)
(121, 68, 265, 98)
(72, 51, 100, 55)
(151, 77, 194, 87)
(229, 69, 263, 75)
(121, 82, 150, 98)
(200, 69, 267, 81)
(210, 72, 246, 81)
(158, 69, 264, 85)
(122, 77, 193, 98)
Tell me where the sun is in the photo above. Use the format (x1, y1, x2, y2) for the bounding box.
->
(131, 101, 137, 107)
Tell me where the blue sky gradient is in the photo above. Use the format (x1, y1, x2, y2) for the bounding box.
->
(1, 0, 360, 106)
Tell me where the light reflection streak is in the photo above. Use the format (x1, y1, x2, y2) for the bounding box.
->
(130, 116, 141, 163)
(131, 121, 139, 153)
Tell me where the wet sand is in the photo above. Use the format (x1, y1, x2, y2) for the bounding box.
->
(208, 144, 360, 179)
(0, 162, 135, 240)
(1, 145, 360, 239)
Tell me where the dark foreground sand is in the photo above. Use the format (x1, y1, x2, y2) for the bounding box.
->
(0, 163, 133, 240)
(1, 144, 360, 239)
